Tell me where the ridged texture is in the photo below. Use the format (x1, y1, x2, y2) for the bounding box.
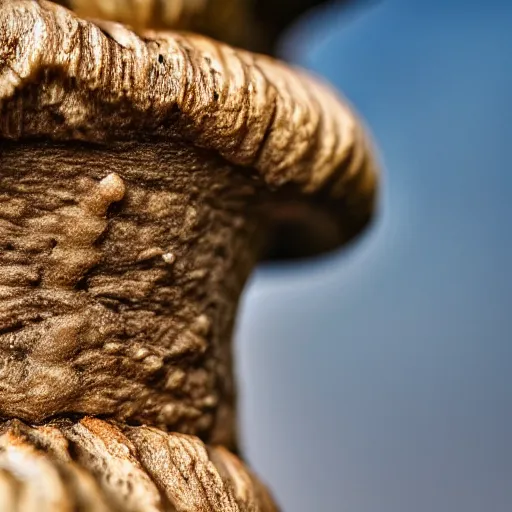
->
(0, 0, 377, 238)
(0, 417, 278, 512)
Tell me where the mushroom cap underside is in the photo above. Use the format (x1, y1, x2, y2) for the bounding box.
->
(0, 0, 378, 259)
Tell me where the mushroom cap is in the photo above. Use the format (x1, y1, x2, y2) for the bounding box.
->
(0, 0, 378, 260)
(52, 0, 346, 53)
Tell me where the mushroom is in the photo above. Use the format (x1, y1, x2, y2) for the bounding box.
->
(0, 0, 378, 510)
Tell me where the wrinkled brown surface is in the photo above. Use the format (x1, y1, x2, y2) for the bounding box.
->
(0, 417, 278, 511)
(0, 141, 264, 448)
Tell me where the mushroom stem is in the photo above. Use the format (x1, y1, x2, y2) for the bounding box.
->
(0, 140, 266, 449)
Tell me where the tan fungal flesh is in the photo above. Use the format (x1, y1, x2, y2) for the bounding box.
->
(0, 0, 376, 204)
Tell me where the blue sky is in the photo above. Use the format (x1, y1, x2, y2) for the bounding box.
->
(236, 0, 512, 510)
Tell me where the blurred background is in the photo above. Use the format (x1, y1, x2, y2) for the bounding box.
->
(236, 0, 512, 510)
